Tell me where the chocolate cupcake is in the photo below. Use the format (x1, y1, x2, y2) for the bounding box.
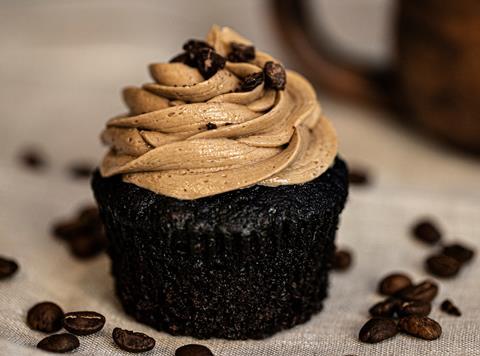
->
(92, 25, 348, 339)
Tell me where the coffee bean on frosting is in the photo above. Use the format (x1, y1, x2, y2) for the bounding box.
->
(240, 72, 264, 92)
(264, 61, 286, 90)
(227, 42, 255, 62)
(195, 47, 226, 79)
(27, 302, 64, 333)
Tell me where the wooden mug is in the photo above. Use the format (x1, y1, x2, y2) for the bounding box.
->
(272, 0, 480, 153)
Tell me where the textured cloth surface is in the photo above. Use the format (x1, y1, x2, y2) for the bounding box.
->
(1, 1, 480, 355)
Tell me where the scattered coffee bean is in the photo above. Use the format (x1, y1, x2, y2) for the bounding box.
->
(195, 47, 226, 79)
(176, 344, 214, 356)
(425, 254, 461, 278)
(37, 333, 80, 353)
(411, 219, 442, 245)
(442, 243, 475, 264)
(264, 61, 286, 90)
(206, 122, 217, 130)
(69, 234, 106, 259)
(27, 302, 64, 333)
(369, 298, 401, 318)
(332, 249, 352, 271)
(440, 299, 461, 316)
(358, 318, 398, 344)
(397, 300, 431, 317)
(18, 147, 47, 171)
(68, 162, 94, 179)
(0, 256, 19, 280)
(348, 168, 370, 186)
(63, 311, 106, 335)
(112, 327, 155, 353)
(240, 72, 264, 92)
(397, 280, 439, 302)
(398, 316, 442, 340)
(378, 273, 412, 296)
(227, 42, 255, 62)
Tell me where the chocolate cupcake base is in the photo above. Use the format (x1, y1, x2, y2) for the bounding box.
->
(92, 157, 348, 339)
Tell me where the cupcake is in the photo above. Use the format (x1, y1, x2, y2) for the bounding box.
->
(92, 25, 348, 339)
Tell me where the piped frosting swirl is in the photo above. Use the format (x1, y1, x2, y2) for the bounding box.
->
(100, 26, 338, 200)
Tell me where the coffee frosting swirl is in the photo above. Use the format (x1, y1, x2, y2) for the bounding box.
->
(100, 26, 338, 200)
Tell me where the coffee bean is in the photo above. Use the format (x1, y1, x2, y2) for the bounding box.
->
(68, 162, 94, 179)
(397, 300, 431, 317)
(69, 234, 106, 259)
(369, 298, 401, 318)
(397, 280, 439, 302)
(398, 316, 442, 340)
(348, 169, 370, 186)
(240, 72, 264, 92)
(358, 318, 398, 343)
(37, 333, 80, 353)
(19, 147, 47, 171)
(440, 299, 461, 316)
(332, 249, 352, 271)
(425, 254, 461, 278)
(27, 302, 64, 333)
(112, 327, 155, 353)
(378, 273, 412, 296)
(206, 122, 217, 130)
(195, 48, 226, 79)
(63, 311, 106, 335)
(227, 42, 256, 63)
(175, 344, 214, 356)
(0, 256, 19, 280)
(264, 61, 286, 90)
(411, 219, 442, 244)
(442, 243, 475, 264)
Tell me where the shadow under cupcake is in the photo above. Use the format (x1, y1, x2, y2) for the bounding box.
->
(92, 25, 348, 340)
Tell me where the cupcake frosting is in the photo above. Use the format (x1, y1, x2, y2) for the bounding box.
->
(100, 26, 338, 200)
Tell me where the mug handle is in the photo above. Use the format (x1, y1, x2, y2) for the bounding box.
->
(272, 0, 396, 109)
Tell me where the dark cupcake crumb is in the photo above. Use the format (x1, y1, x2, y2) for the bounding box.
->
(206, 122, 217, 130)
(240, 72, 264, 92)
(18, 147, 47, 171)
(264, 61, 286, 90)
(227, 42, 255, 62)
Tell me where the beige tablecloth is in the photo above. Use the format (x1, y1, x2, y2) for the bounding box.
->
(1, 1, 479, 355)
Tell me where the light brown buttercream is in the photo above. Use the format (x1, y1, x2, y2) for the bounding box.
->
(100, 26, 338, 199)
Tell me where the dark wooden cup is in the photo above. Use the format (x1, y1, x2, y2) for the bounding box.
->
(272, 0, 480, 153)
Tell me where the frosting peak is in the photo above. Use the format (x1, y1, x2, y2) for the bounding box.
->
(100, 26, 338, 200)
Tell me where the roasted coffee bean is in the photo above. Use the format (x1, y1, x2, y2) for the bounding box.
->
(358, 318, 398, 343)
(37, 333, 80, 353)
(206, 122, 217, 130)
(19, 148, 47, 170)
(348, 169, 370, 186)
(195, 47, 226, 79)
(440, 299, 461, 316)
(411, 219, 442, 244)
(63, 311, 106, 335)
(0, 256, 19, 280)
(69, 233, 106, 259)
(442, 243, 475, 264)
(369, 298, 401, 318)
(112, 327, 155, 353)
(425, 254, 461, 278)
(68, 162, 94, 179)
(397, 280, 439, 302)
(397, 300, 431, 317)
(52, 205, 103, 240)
(27, 302, 64, 333)
(240, 72, 264, 92)
(176, 344, 214, 356)
(378, 273, 412, 296)
(332, 249, 352, 271)
(398, 316, 442, 340)
(227, 42, 255, 62)
(264, 61, 286, 90)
